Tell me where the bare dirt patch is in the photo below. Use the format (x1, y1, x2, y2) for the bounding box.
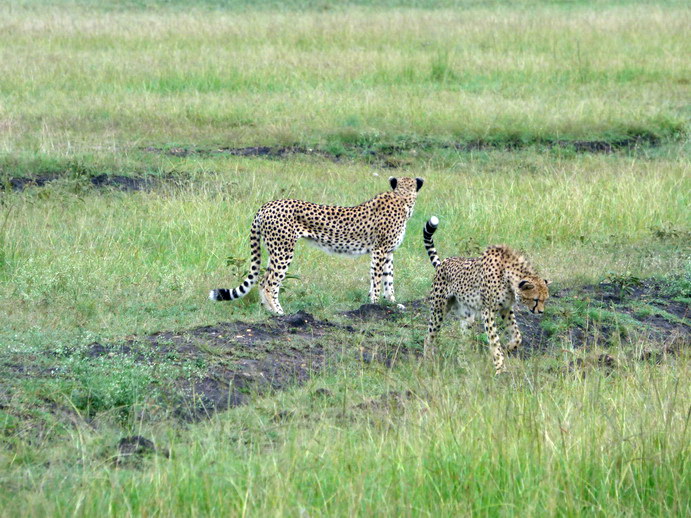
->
(2, 173, 166, 192)
(354, 390, 414, 413)
(144, 145, 337, 161)
(340, 303, 410, 321)
(3, 174, 60, 191)
(142, 135, 662, 165)
(559, 281, 689, 345)
(170, 281, 684, 418)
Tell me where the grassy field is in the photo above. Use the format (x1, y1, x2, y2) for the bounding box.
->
(1, 0, 688, 153)
(0, 1, 689, 516)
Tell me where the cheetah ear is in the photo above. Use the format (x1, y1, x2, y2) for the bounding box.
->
(518, 280, 535, 291)
(415, 177, 424, 191)
(544, 278, 551, 286)
(389, 177, 398, 190)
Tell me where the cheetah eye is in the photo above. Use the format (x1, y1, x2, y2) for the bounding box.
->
(533, 298, 538, 302)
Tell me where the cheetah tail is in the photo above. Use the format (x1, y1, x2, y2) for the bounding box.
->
(209, 215, 262, 302)
(423, 216, 442, 269)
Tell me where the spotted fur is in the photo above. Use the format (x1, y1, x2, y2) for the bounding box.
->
(210, 177, 423, 315)
(422, 217, 550, 374)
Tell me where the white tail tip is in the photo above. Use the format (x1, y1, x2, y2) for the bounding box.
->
(429, 216, 439, 227)
(209, 290, 217, 301)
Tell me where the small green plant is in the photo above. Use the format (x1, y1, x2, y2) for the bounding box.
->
(601, 271, 643, 297)
(67, 356, 160, 419)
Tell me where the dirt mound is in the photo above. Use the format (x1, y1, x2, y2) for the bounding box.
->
(89, 174, 156, 191)
(354, 390, 414, 412)
(115, 435, 169, 467)
(3, 174, 60, 190)
(338, 281, 688, 354)
(86, 310, 348, 420)
(560, 281, 688, 343)
(341, 303, 405, 321)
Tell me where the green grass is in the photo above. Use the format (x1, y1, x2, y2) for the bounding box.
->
(1, 351, 689, 516)
(0, 149, 688, 515)
(0, 1, 690, 516)
(1, 151, 688, 339)
(1, 1, 688, 153)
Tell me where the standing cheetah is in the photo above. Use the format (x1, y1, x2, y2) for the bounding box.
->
(210, 177, 424, 315)
(422, 217, 549, 373)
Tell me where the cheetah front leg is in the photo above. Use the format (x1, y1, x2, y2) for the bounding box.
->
(483, 308, 506, 374)
(501, 308, 522, 353)
(382, 252, 395, 302)
(368, 249, 386, 303)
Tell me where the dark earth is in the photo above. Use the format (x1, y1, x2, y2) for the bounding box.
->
(144, 134, 660, 160)
(1, 135, 663, 192)
(1, 280, 688, 426)
(85, 280, 689, 420)
(2, 173, 174, 192)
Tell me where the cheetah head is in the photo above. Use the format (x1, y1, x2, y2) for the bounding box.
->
(517, 277, 550, 314)
(389, 176, 424, 195)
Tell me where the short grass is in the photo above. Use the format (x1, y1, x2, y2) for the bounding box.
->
(1, 150, 688, 340)
(0, 1, 689, 516)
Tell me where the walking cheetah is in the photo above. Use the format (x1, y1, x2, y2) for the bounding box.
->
(210, 177, 424, 315)
(422, 216, 549, 373)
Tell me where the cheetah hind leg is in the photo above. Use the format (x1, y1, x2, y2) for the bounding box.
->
(259, 271, 280, 315)
(264, 246, 295, 316)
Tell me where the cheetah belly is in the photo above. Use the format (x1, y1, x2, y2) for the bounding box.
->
(303, 237, 371, 257)
(391, 228, 406, 251)
(449, 297, 480, 321)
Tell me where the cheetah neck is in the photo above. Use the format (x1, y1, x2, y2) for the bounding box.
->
(499, 249, 538, 293)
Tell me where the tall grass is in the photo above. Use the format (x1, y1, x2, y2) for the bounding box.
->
(0, 2, 687, 154)
(2, 354, 689, 516)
